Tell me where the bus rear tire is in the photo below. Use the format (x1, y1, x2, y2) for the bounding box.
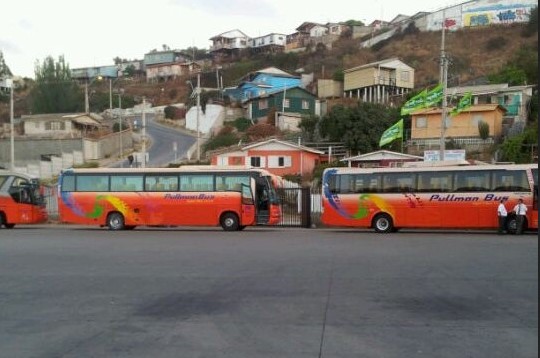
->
(107, 212, 125, 230)
(373, 213, 393, 233)
(220, 212, 239, 231)
(0, 212, 5, 228)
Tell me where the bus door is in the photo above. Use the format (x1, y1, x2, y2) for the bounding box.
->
(254, 177, 270, 224)
(8, 185, 33, 222)
(531, 168, 538, 229)
(240, 183, 256, 226)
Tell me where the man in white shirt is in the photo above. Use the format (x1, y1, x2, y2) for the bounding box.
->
(513, 198, 528, 235)
(497, 199, 508, 234)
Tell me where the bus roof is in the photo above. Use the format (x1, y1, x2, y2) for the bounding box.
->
(324, 163, 537, 174)
(0, 170, 39, 180)
(61, 166, 276, 176)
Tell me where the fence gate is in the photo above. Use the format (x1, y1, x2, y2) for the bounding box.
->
(274, 187, 311, 228)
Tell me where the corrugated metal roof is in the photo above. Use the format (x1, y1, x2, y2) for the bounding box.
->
(411, 104, 506, 115)
(341, 150, 423, 162)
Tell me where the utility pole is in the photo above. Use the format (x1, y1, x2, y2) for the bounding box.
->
(196, 71, 201, 161)
(9, 79, 14, 170)
(1, 78, 15, 170)
(117, 92, 123, 166)
(142, 97, 146, 168)
(109, 78, 112, 112)
(439, 10, 448, 162)
(84, 80, 89, 113)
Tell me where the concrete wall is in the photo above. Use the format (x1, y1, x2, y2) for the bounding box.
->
(0, 137, 82, 165)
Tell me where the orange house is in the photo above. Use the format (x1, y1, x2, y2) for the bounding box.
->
(210, 138, 324, 177)
(410, 104, 507, 144)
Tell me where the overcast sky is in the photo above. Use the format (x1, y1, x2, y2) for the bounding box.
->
(2, 0, 462, 78)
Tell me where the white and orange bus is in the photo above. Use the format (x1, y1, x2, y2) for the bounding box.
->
(0, 170, 48, 228)
(321, 164, 538, 233)
(57, 166, 281, 230)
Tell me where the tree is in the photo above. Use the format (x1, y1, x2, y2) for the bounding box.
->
(0, 51, 12, 78)
(0, 50, 13, 103)
(499, 120, 538, 163)
(319, 102, 401, 153)
(298, 114, 319, 141)
(478, 121, 490, 140)
(30, 56, 82, 114)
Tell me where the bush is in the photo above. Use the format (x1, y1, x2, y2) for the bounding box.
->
(485, 36, 507, 51)
(203, 132, 239, 152)
(164, 106, 176, 119)
(232, 117, 252, 132)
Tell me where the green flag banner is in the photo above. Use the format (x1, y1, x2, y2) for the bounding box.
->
(379, 119, 403, 147)
(450, 91, 473, 116)
(424, 84, 443, 107)
(401, 89, 427, 116)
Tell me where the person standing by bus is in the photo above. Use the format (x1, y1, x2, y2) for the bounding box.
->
(497, 199, 508, 234)
(513, 198, 528, 235)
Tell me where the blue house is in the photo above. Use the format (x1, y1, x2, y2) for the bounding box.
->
(225, 67, 302, 103)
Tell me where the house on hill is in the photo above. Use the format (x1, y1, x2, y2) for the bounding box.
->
(248, 33, 287, 54)
(222, 67, 317, 127)
(209, 29, 250, 62)
(210, 138, 325, 177)
(22, 113, 106, 138)
(408, 104, 507, 157)
(341, 150, 423, 168)
(343, 58, 415, 105)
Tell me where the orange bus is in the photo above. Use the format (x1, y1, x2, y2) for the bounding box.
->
(321, 164, 538, 233)
(57, 166, 281, 230)
(0, 170, 48, 228)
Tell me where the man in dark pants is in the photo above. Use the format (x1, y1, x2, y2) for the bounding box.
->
(512, 198, 528, 235)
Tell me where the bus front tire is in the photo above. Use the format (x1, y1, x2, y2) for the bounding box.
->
(373, 213, 394, 233)
(220, 212, 239, 231)
(107, 212, 125, 230)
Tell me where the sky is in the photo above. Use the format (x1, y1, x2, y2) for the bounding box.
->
(2, 0, 463, 79)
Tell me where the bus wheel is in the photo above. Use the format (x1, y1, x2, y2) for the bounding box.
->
(107, 212, 125, 230)
(0, 212, 5, 228)
(5, 224, 15, 229)
(373, 213, 393, 233)
(220, 213, 239, 231)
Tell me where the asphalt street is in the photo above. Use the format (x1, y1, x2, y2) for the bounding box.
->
(0, 226, 537, 358)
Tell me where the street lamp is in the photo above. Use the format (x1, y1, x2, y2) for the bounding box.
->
(0, 78, 15, 170)
(84, 75, 113, 114)
(114, 88, 125, 166)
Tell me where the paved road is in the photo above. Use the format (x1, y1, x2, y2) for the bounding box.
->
(137, 114, 195, 167)
(0, 227, 537, 357)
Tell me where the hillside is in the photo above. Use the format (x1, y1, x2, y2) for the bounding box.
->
(0, 23, 537, 122)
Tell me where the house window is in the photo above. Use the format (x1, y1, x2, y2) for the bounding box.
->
(45, 121, 65, 130)
(250, 157, 261, 167)
(416, 117, 427, 128)
(302, 100, 310, 109)
(259, 99, 268, 109)
(400, 71, 410, 82)
(283, 99, 290, 108)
